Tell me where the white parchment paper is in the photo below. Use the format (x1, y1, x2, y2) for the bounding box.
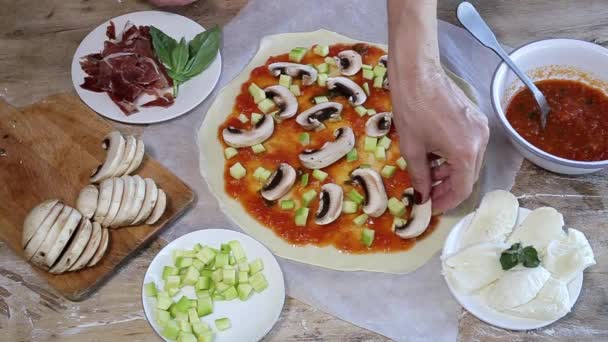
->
(144, 1, 523, 340)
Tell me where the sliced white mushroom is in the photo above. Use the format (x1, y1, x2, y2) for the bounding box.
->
(393, 188, 432, 239)
(42, 208, 81, 269)
(94, 178, 114, 223)
(350, 168, 388, 217)
(111, 176, 135, 228)
(76, 185, 99, 219)
(299, 127, 355, 169)
(49, 218, 92, 274)
(101, 177, 124, 227)
(261, 163, 297, 201)
(365, 112, 393, 137)
(268, 62, 318, 86)
(326, 77, 367, 105)
(315, 183, 343, 225)
(90, 131, 126, 183)
(264, 85, 298, 120)
(296, 102, 343, 130)
(124, 137, 145, 175)
(145, 189, 167, 225)
(30, 205, 72, 267)
(112, 135, 137, 177)
(87, 227, 109, 267)
(334, 50, 362, 76)
(24, 203, 64, 260)
(132, 178, 159, 225)
(222, 114, 274, 148)
(125, 175, 146, 225)
(379, 55, 389, 89)
(69, 221, 102, 271)
(22, 199, 58, 248)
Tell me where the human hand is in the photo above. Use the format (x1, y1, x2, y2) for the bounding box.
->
(388, 62, 489, 213)
(149, 0, 197, 6)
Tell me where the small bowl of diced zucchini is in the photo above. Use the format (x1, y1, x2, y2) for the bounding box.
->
(142, 229, 286, 342)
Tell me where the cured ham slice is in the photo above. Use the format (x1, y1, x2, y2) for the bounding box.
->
(80, 21, 174, 115)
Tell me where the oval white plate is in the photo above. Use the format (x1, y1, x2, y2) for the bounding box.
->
(442, 208, 583, 330)
(71, 11, 222, 124)
(142, 229, 285, 341)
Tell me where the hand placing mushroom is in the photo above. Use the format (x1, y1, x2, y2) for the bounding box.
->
(268, 62, 318, 86)
(334, 50, 363, 76)
(326, 77, 367, 106)
(90, 131, 145, 183)
(296, 102, 343, 130)
(392, 187, 432, 239)
(21, 200, 110, 274)
(299, 127, 355, 169)
(222, 114, 275, 148)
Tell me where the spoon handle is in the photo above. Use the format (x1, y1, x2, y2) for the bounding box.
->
(457, 2, 550, 128)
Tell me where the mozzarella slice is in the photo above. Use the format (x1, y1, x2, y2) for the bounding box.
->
(486, 266, 551, 311)
(507, 207, 565, 253)
(459, 190, 519, 249)
(507, 277, 570, 321)
(543, 228, 595, 283)
(443, 242, 508, 294)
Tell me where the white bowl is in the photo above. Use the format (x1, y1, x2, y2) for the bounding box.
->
(491, 39, 608, 174)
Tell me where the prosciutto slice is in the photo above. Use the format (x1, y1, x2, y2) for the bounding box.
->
(80, 21, 174, 115)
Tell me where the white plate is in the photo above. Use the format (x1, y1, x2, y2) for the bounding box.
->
(142, 229, 285, 341)
(71, 11, 222, 124)
(442, 208, 583, 330)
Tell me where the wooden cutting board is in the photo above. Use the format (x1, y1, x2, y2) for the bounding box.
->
(0, 93, 195, 301)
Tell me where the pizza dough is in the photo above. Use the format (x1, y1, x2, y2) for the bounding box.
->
(198, 30, 478, 273)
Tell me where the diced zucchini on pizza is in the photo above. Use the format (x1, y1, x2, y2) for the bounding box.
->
(144, 240, 270, 341)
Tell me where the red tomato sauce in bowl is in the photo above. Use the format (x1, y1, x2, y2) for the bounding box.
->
(505, 79, 608, 162)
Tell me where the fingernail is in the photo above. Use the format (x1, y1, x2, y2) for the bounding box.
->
(414, 190, 423, 205)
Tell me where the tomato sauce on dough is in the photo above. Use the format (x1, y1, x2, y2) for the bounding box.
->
(506, 79, 608, 161)
(219, 43, 439, 253)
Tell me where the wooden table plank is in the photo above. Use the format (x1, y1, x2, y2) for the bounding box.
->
(1, 0, 607, 341)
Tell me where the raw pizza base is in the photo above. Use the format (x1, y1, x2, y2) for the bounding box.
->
(198, 29, 478, 273)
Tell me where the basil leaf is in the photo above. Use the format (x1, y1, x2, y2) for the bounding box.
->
(521, 246, 541, 268)
(171, 37, 190, 73)
(184, 25, 221, 78)
(500, 251, 519, 270)
(167, 69, 191, 83)
(149, 26, 177, 68)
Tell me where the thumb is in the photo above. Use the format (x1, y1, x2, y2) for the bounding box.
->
(403, 146, 432, 204)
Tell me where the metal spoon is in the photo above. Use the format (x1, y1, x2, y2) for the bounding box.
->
(456, 2, 551, 129)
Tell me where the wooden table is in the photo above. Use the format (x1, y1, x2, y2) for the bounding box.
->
(1, 1, 606, 341)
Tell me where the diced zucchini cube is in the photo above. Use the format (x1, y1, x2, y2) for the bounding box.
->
(223, 147, 238, 160)
(257, 98, 277, 114)
(200, 269, 213, 278)
(191, 321, 210, 336)
(396, 157, 408, 170)
(170, 305, 188, 320)
(373, 76, 384, 88)
(354, 105, 368, 116)
(175, 296, 192, 313)
(238, 262, 250, 272)
(238, 283, 254, 301)
(312, 169, 328, 182)
(361, 228, 375, 247)
(324, 56, 336, 65)
(250, 273, 269, 292)
(222, 286, 238, 301)
(295, 207, 309, 226)
(162, 320, 180, 340)
(359, 163, 372, 168)
(215, 252, 229, 268)
(195, 276, 211, 291)
(248, 83, 266, 104)
(300, 173, 309, 187)
(299, 132, 310, 145)
(280, 199, 295, 210)
(362, 69, 375, 80)
(238, 113, 248, 123)
(196, 294, 213, 317)
(156, 309, 171, 327)
(251, 112, 263, 124)
(302, 189, 317, 207)
(342, 200, 358, 214)
(195, 247, 216, 265)
(215, 317, 232, 331)
(363, 82, 371, 96)
(361, 64, 372, 70)
(388, 197, 407, 217)
(182, 266, 200, 286)
(314, 96, 329, 104)
(375, 146, 386, 160)
(238, 271, 249, 284)
(197, 331, 214, 342)
(167, 287, 180, 297)
(317, 73, 328, 87)
(211, 269, 223, 283)
(367, 109, 377, 115)
(229, 162, 247, 180)
(347, 189, 365, 205)
(353, 213, 368, 226)
(364, 136, 378, 152)
(213, 293, 225, 301)
(188, 307, 199, 324)
(289, 84, 301, 96)
(229, 240, 246, 262)
(313, 44, 329, 57)
(373, 64, 387, 78)
(222, 268, 237, 285)
(289, 47, 308, 62)
(381, 165, 397, 178)
(163, 266, 179, 280)
(176, 256, 193, 268)
(249, 258, 264, 275)
(179, 319, 192, 334)
(165, 275, 181, 291)
(144, 282, 157, 297)
(378, 136, 391, 149)
(279, 74, 292, 88)
(192, 259, 205, 271)
(251, 143, 266, 154)
(316, 63, 329, 73)
(346, 148, 358, 162)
